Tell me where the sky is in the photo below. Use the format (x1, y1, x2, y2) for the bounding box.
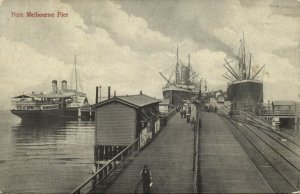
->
(0, 0, 299, 109)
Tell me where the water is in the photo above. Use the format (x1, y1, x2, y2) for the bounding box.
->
(0, 111, 95, 193)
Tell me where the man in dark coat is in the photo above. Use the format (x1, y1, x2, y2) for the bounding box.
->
(191, 117, 196, 130)
(180, 109, 183, 118)
(140, 165, 152, 193)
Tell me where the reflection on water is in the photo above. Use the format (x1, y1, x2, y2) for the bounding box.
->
(0, 111, 95, 193)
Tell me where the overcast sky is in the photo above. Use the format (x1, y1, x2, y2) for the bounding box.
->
(0, 0, 299, 109)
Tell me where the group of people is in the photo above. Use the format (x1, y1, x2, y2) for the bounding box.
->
(178, 106, 196, 130)
(204, 105, 218, 113)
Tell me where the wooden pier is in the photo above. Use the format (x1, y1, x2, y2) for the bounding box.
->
(100, 112, 195, 193)
(73, 97, 300, 193)
(199, 112, 272, 193)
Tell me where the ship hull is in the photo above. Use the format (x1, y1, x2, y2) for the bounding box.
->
(11, 108, 94, 122)
(11, 109, 65, 123)
(163, 88, 196, 106)
(227, 80, 263, 111)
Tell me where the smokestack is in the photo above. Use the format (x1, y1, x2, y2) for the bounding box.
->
(140, 90, 143, 95)
(62, 80, 67, 91)
(114, 90, 116, 97)
(96, 86, 99, 103)
(108, 86, 111, 100)
(52, 80, 57, 94)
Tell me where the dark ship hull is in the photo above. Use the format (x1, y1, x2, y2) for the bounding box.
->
(163, 86, 196, 106)
(11, 108, 94, 123)
(227, 80, 263, 111)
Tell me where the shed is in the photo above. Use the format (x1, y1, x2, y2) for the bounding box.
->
(272, 101, 295, 112)
(92, 94, 160, 146)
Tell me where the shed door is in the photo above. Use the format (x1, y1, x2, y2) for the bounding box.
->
(96, 102, 136, 146)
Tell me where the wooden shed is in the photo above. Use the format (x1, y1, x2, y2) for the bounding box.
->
(272, 101, 295, 115)
(92, 93, 159, 162)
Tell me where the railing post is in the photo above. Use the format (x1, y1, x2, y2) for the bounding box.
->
(92, 175, 96, 194)
(114, 160, 116, 176)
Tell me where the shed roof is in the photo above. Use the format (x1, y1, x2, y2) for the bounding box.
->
(272, 101, 295, 106)
(92, 94, 159, 109)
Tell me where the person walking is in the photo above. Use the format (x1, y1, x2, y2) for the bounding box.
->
(140, 165, 152, 193)
(186, 112, 191, 123)
(180, 109, 183, 118)
(191, 117, 196, 130)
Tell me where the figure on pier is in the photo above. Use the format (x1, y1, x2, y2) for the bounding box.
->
(140, 165, 152, 193)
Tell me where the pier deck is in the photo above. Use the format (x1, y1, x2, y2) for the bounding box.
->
(102, 113, 194, 193)
(199, 112, 273, 193)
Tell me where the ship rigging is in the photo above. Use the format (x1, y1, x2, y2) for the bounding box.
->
(159, 46, 201, 106)
(224, 34, 265, 112)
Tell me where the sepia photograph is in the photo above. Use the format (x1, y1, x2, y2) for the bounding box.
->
(0, 0, 299, 193)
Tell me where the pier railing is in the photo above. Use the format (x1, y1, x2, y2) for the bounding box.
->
(71, 138, 140, 194)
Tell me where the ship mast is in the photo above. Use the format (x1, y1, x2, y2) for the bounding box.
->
(242, 32, 247, 79)
(188, 54, 190, 84)
(74, 55, 78, 92)
(175, 45, 180, 84)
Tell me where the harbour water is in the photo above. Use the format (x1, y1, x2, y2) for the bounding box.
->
(0, 111, 95, 193)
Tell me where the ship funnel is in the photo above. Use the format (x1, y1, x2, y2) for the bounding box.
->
(52, 80, 58, 94)
(62, 80, 67, 91)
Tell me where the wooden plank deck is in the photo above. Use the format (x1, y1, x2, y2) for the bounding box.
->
(102, 112, 195, 193)
(199, 112, 273, 193)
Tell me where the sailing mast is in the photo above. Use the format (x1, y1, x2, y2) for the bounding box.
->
(175, 45, 180, 84)
(188, 54, 190, 84)
(248, 53, 252, 79)
(74, 55, 78, 92)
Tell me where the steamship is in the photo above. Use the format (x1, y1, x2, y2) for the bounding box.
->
(10, 56, 93, 122)
(224, 35, 264, 112)
(10, 80, 93, 122)
(160, 47, 201, 106)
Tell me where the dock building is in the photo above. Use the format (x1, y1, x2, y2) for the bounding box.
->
(260, 101, 299, 130)
(92, 92, 160, 169)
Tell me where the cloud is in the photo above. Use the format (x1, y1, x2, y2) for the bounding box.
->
(0, 0, 183, 109)
(67, 0, 174, 53)
(0, 36, 70, 109)
(0, 0, 299, 110)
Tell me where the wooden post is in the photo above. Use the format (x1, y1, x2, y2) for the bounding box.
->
(108, 86, 111, 100)
(95, 86, 98, 104)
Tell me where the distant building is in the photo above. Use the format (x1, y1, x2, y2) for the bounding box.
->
(159, 99, 172, 114)
(271, 101, 296, 115)
(260, 101, 298, 130)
